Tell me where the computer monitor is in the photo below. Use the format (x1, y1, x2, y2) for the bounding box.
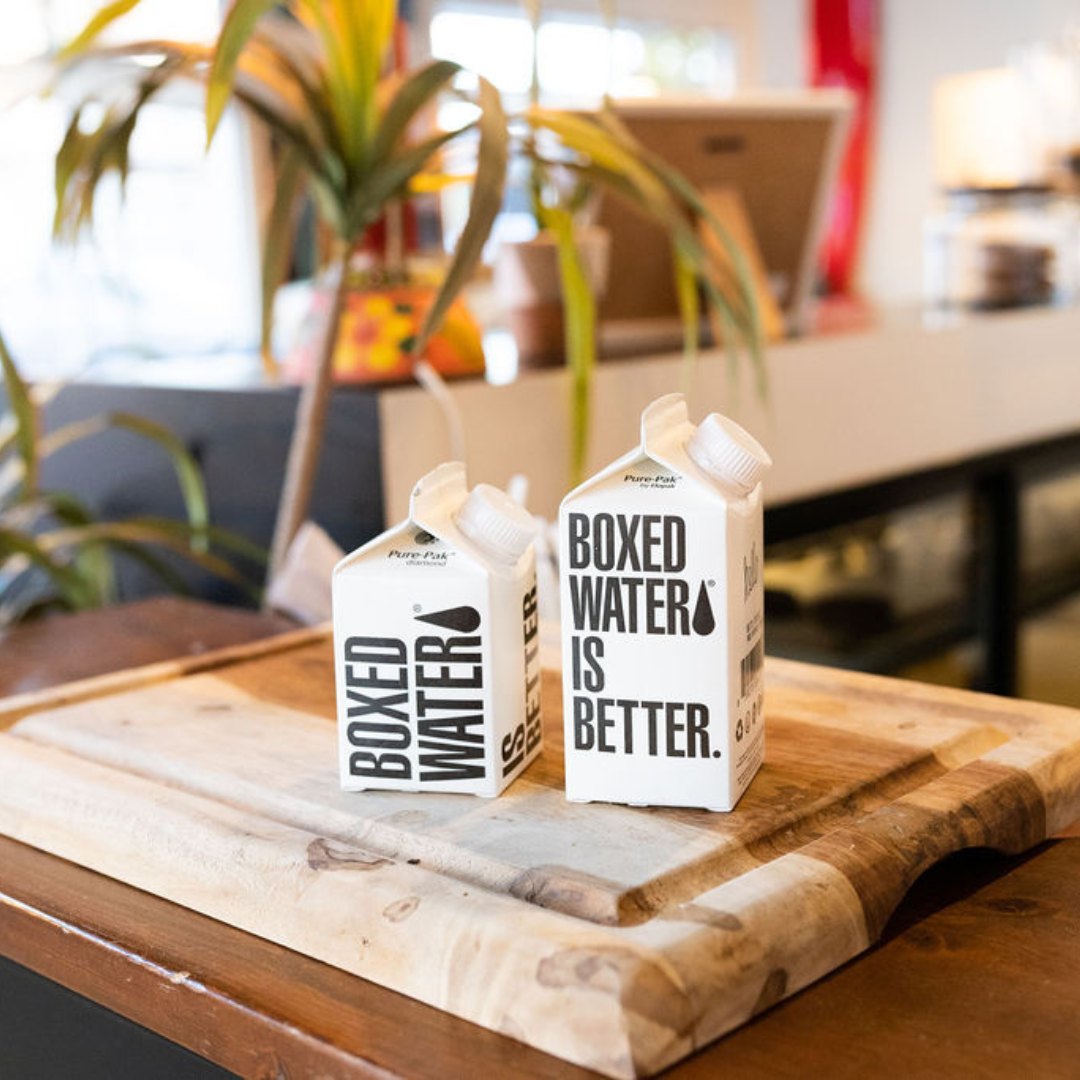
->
(594, 92, 853, 346)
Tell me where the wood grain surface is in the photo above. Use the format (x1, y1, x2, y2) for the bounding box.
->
(0, 597, 294, 697)
(0, 833, 585, 1080)
(3, 632, 1080, 1077)
(4, 830, 1080, 1080)
(670, 838, 1080, 1078)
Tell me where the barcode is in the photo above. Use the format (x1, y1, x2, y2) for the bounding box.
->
(740, 638, 764, 698)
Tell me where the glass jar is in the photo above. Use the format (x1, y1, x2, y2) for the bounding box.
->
(924, 186, 1080, 312)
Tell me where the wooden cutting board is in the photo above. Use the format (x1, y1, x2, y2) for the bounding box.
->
(1, 630, 1079, 1078)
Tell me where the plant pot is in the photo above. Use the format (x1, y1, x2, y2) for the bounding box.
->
(493, 227, 610, 368)
(285, 282, 486, 385)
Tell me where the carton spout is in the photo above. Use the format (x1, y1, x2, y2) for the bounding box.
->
(688, 414, 772, 495)
(409, 461, 468, 536)
(456, 484, 537, 566)
(640, 394, 693, 457)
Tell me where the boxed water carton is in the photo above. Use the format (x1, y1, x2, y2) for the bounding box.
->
(559, 394, 771, 811)
(333, 462, 542, 797)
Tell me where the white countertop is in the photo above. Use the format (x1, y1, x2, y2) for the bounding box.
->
(379, 305, 1080, 523)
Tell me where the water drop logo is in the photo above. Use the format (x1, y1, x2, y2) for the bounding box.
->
(692, 582, 716, 636)
(414, 606, 481, 633)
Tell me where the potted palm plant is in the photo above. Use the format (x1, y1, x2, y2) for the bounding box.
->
(53, 0, 508, 581)
(494, 1, 764, 483)
(54, 0, 761, 562)
(508, 104, 765, 484)
(1, 327, 259, 625)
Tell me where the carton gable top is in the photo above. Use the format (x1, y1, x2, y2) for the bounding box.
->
(335, 462, 475, 575)
(335, 463, 526, 578)
(560, 394, 727, 508)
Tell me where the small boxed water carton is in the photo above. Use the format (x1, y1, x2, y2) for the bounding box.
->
(559, 394, 771, 811)
(333, 462, 542, 797)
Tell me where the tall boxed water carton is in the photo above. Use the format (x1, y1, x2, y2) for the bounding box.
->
(333, 462, 542, 797)
(559, 394, 771, 811)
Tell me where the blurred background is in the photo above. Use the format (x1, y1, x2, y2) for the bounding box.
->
(4, 0, 1080, 706)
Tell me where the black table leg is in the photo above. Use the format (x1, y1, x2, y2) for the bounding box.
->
(972, 468, 1021, 696)
(0, 954, 231, 1079)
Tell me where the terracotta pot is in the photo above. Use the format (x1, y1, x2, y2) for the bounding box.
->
(493, 227, 611, 368)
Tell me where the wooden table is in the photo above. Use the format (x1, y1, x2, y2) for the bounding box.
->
(1, 599, 1079, 1078)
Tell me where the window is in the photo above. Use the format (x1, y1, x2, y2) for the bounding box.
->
(428, 6, 737, 107)
(425, 2, 740, 249)
(0, 1, 261, 377)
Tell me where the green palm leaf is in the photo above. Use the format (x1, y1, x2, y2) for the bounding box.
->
(206, 0, 279, 145)
(294, 2, 354, 159)
(673, 247, 701, 393)
(567, 155, 759, 369)
(0, 416, 17, 466)
(3, 491, 94, 532)
(106, 540, 194, 596)
(0, 327, 38, 501)
(131, 516, 267, 563)
(592, 105, 764, 385)
(527, 109, 673, 213)
(250, 24, 344, 160)
(58, 0, 144, 59)
(0, 526, 97, 609)
(413, 76, 508, 356)
(542, 205, 595, 485)
(230, 81, 337, 199)
(348, 125, 465, 238)
(33, 412, 209, 544)
(54, 53, 191, 241)
(260, 145, 307, 376)
(232, 45, 334, 159)
(38, 519, 264, 598)
(371, 59, 461, 167)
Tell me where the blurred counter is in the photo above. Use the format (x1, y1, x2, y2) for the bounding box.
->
(379, 303, 1080, 522)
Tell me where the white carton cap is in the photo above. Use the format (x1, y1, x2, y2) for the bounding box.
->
(455, 483, 536, 564)
(687, 413, 772, 494)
